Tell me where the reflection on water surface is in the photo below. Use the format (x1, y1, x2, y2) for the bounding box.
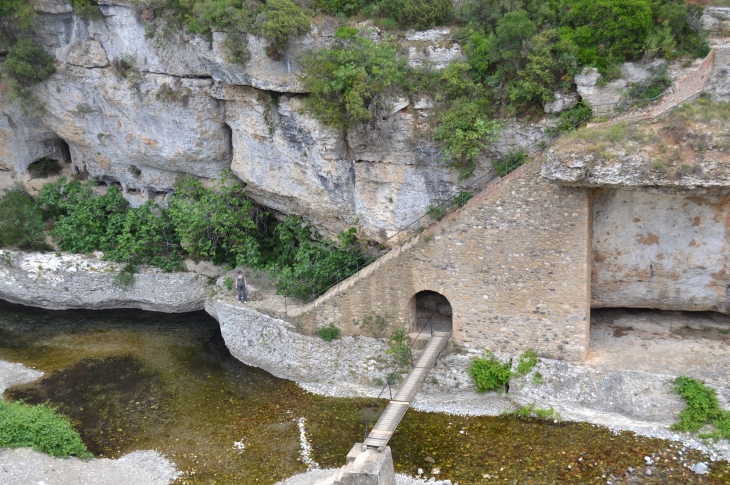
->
(0, 300, 727, 484)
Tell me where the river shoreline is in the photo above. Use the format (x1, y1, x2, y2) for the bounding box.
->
(2, 250, 730, 466)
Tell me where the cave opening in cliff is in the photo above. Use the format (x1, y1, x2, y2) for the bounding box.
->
(223, 122, 234, 166)
(27, 157, 62, 178)
(410, 290, 453, 334)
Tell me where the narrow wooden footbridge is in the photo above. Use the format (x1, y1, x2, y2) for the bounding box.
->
(363, 330, 451, 450)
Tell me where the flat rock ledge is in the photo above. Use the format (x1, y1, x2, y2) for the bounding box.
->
(0, 250, 209, 312)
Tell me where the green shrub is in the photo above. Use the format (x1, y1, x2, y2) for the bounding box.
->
(512, 403, 561, 421)
(29, 174, 369, 300)
(167, 175, 265, 268)
(379, 0, 452, 30)
(0, 400, 91, 458)
(436, 98, 500, 180)
(112, 263, 137, 290)
(3, 39, 56, 91)
(426, 203, 446, 222)
(453, 191, 473, 207)
(672, 376, 730, 440)
(36, 178, 129, 254)
(492, 149, 528, 177)
(317, 0, 365, 16)
(317, 323, 341, 342)
(298, 33, 405, 129)
(386, 326, 410, 365)
(0, 187, 49, 250)
(334, 26, 359, 39)
(547, 101, 592, 136)
(259, 0, 310, 57)
(224, 276, 234, 291)
(468, 352, 511, 393)
(559, 0, 653, 67)
(70, 0, 101, 19)
(0, 0, 36, 27)
(516, 348, 537, 376)
(265, 217, 371, 300)
(105, 200, 182, 271)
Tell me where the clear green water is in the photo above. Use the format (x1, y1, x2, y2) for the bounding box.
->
(0, 300, 728, 484)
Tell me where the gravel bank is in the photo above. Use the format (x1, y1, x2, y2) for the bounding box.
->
(0, 448, 179, 485)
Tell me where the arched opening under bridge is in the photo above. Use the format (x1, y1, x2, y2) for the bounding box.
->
(409, 290, 453, 334)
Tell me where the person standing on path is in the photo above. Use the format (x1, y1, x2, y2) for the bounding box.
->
(237, 271, 247, 303)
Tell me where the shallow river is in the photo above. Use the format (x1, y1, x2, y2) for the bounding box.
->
(0, 300, 728, 484)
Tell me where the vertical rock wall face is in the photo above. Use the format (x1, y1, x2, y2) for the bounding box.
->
(0, 1, 549, 239)
(592, 189, 730, 313)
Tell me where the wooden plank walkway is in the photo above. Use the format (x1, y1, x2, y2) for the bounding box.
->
(363, 331, 451, 449)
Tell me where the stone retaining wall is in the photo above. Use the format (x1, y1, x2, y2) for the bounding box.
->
(299, 162, 592, 362)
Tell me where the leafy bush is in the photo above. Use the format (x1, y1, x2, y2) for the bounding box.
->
(492, 149, 528, 177)
(36, 178, 129, 254)
(105, 200, 182, 271)
(112, 263, 137, 290)
(298, 33, 405, 129)
(436, 98, 500, 180)
(317, 0, 365, 16)
(70, 0, 101, 19)
(672, 376, 730, 440)
(0, 0, 35, 27)
(386, 326, 410, 365)
(259, 0, 310, 57)
(468, 352, 511, 393)
(3, 39, 56, 90)
(453, 191, 473, 207)
(0, 400, 91, 458)
(317, 323, 341, 341)
(265, 217, 371, 300)
(512, 403, 561, 421)
(379, 0, 452, 30)
(0, 187, 49, 250)
(224, 276, 234, 291)
(168, 175, 265, 268)
(547, 101, 592, 136)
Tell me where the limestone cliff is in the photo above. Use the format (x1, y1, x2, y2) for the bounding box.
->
(1, 0, 549, 241)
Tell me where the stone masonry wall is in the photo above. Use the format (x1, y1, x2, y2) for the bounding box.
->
(299, 162, 592, 362)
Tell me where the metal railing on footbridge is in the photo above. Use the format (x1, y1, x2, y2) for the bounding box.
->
(362, 314, 435, 441)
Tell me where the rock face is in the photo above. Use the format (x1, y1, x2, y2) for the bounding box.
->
(0, 250, 209, 312)
(592, 189, 730, 313)
(0, 1, 549, 240)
